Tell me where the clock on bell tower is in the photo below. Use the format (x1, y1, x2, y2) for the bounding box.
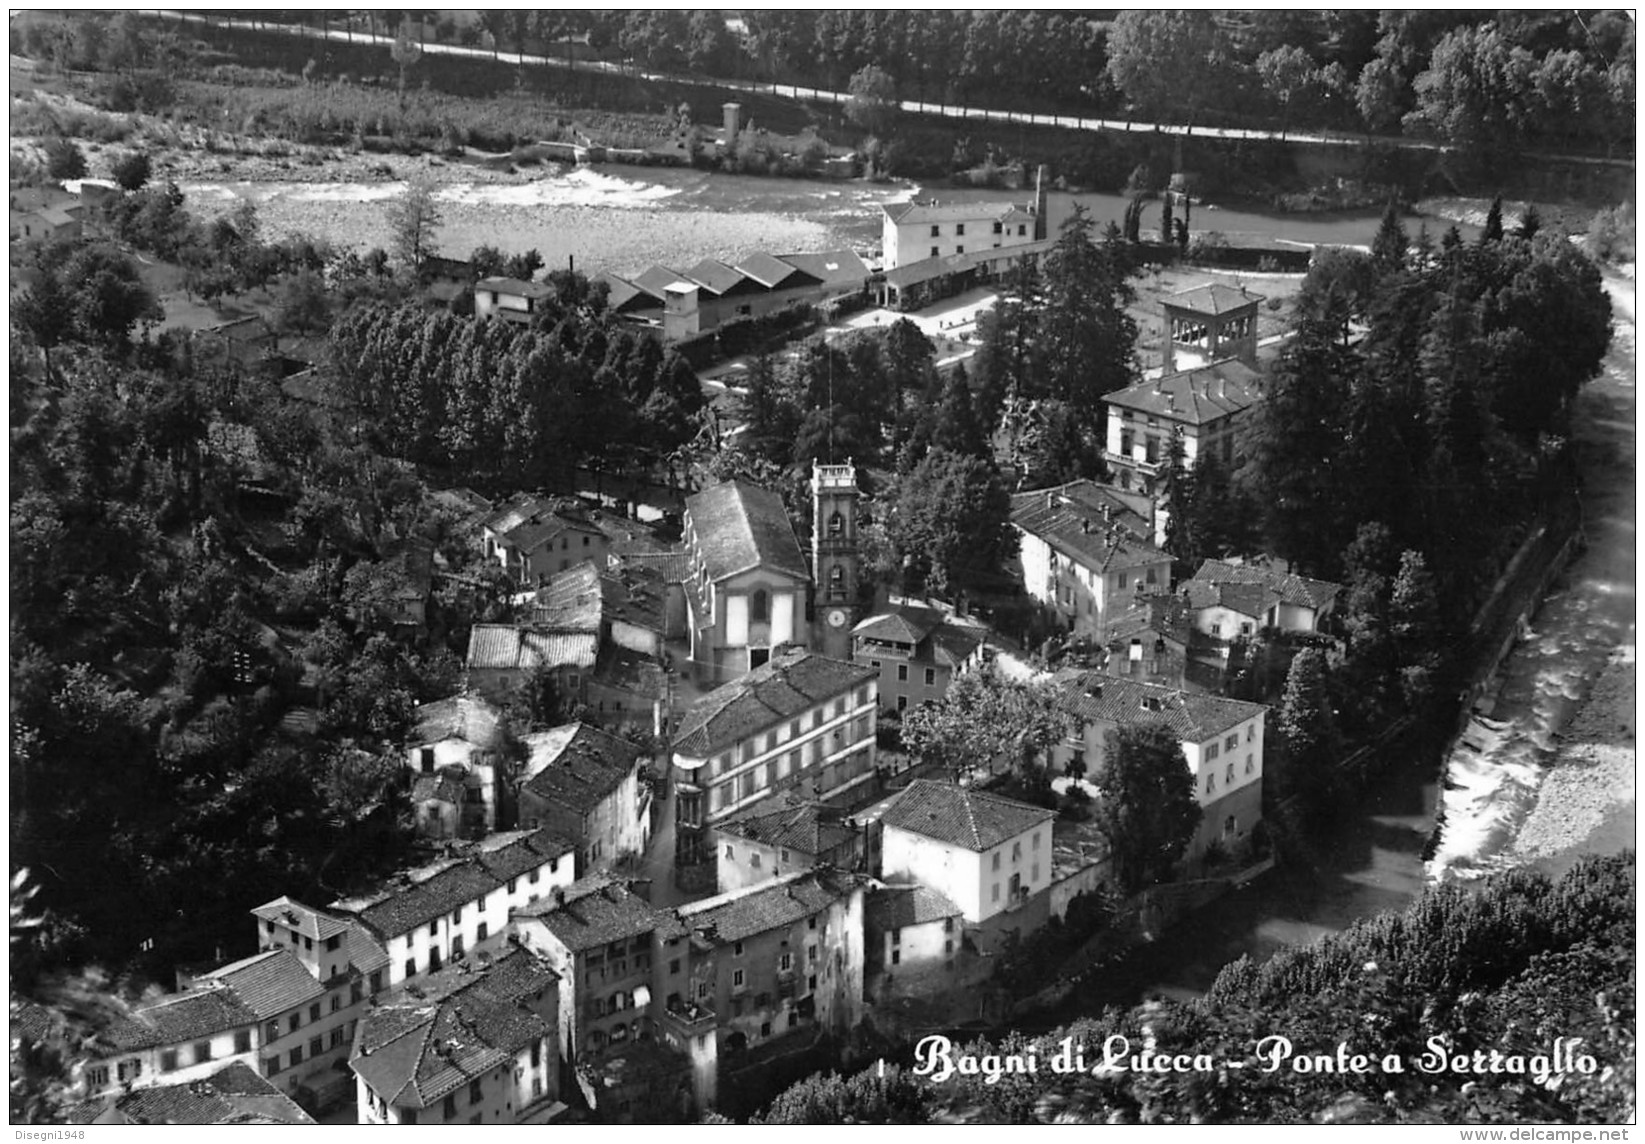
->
(811, 459, 860, 659)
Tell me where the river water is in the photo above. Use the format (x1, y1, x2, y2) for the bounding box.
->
(178, 162, 1482, 277)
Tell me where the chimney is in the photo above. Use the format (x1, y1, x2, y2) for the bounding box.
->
(723, 102, 742, 143)
(1045, 491, 1054, 511)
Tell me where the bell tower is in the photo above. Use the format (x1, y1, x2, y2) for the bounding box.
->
(811, 460, 860, 659)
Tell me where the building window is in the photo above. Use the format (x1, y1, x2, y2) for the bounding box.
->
(1146, 568, 1158, 585)
(289, 1014, 301, 1034)
(444, 1094, 458, 1120)
(331, 1028, 345, 1049)
(1247, 725, 1255, 742)
(1012, 841, 1022, 862)
(956, 223, 966, 236)
(1226, 763, 1236, 784)
(289, 1046, 303, 1069)
(309, 1003, 321, 1023)
(734, 941, 744, 957)
(331, 994, 342, 1013)
(725, 844, 734, 859)
(469, 1079, 483, 1105)
(670, 958, 681, 975)
(896, 695, 907, 712)
(1032, 831, 1041, 850)
(1018, 224, 1027, 236)
(1206, 773, 1216, 794)
(891, 949, 901, 965)
(262, 1056, 279, 1077)
(159, 1049, 179, 1072)
(992, 884, 1000, 903)
(808, 943, 818, 964)
(930, 246, 940, 258)
(751, 853, 762, 869)
(779, 951, 793, 971)
(265, 1020, 280, 1042)
(956, 245, 964, 254)
(1210, 622, 1221, 637)
(402, 1109, 418, 1125)
(924, 668, 936, 686)
(404, 958, 416, 979)
(733, 969, 745, 989)
(309, 1036, 324, 1058)
(1240, 622, 1253, 636)
(1225, 734, 1239, 752)
(991, 852, 1001, 872)
(697, 982, 710, 1000)
(929, 225, 940, 237)
(1246, 755, 1254, 775)
(1207, 742, 1220, 761)
(234, 1029, 252, 1054)
(992, 221, 1003, 234)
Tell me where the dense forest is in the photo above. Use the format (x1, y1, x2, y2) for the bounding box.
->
(749, 854, 1635, 1124)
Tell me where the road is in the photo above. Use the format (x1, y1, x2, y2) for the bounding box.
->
(144, 10, 1631, 170)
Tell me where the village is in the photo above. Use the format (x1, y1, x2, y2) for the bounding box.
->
(10, 9, 1632, 1130)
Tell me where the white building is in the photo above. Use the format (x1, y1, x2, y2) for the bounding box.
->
(1049, 671, 1268, 858)
(876, 780, 1057, 924)
(879, 169, 1047, 271)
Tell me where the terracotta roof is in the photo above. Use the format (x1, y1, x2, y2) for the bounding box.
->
(672, 648, 877, 759)
(482, 495, 605, 554)
(1190, 559, 1342, 611)
(776, 249, 870, 288)
(852, 608, 940, 646)
(600, 565, 667, 633)
(716, 799, 855, 857)
(1051, 670, 1266, 743)
(68, 1062, 316, 1125)
(520, 723, 642, 814)
(346, 923, 392, 977)
(106, 989, 260, 1051)
(512, 873, 671, 952)
(676, 868, 860, 945)
(410, 694, 507, 750)
(597, 272, 650, 313)
(865, 885, 963, 933)
(1102, 359, 1263, 425)
(684, 480, 808, 583)
(530, 561, 604, 630)
(1180, 578, 1280, 622)
(620, 548, 692, 583)
(250, 896, 351, 943)
(1164, 283, 1264, 315)
(199, 948, 325, 1020)
(592, 645, 666, 702)
(1010, 484, 1169, 577)
(878, 780, 1054, 853)
(882, 198, 1023, 225)
(331, 829, 575, 941)
(467, 625, 598, 673)
(350, 948, 559, 1111)
(1105, 594, 1193, 648)
(853, 605, 984, 670)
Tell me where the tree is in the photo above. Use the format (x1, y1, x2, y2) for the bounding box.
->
(1038, 206, 1138, 421)
(109, 150, 151, 192)
(43, 137, 85, 181)
(469, 243, 506, 281)
(1481, 196, 1505, 243)
(390, 21, 422, 112)
(384, 177, 441, 277)
(1388, 549, 1442, 709)
(502, 248, 544, 282)
(1370, 201, 1409, 273)
(275, 269, 333, 336)
(685, 9, 736, 74)
(845, 64, 900, 139)
(755, 1067, 932, 1124)
(929, 364, 988, 459)
(1105, 11, 1232, 128)
(1274, 647, 1338, 802)
(1090, 723, 1201, 892)
(883, 448, 1011, 597)
(1403, 24, 1539, 170)
(1515, 203, 1541, 241)
(899, 663, 1072, 786)
(1256, 44, 1318, 138)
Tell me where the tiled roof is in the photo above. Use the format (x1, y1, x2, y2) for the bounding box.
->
(521, 723, 641, 814)
(685, 480, 808, 582)
(852, 608, 940, 646)
(672, 648, 877, 758)
(716, 799, 855, 857)
(1164, 283, 1263, 315)
(684, 257, 749, 295)
(776, 249, 870, 287)
(597, 272, 650, 313)
(200, 949, 324, 1020)
(1190, 559, 1342, 611)
(865, 885, 963, 933)
(530, 561, 604, 630)
(346, 923, 392, 977)
(676, 868, 859, 945)
(878, 780, 1054, 853)
(108, 989, 260, 1050)
(483, 494, 605, 555)
(467, 625, 598, 672)
(350, 948, 559, 1110)
(592, 645, 667, 702)
(332, 829, 575, 941)
(250, 896, 351, 943)
(1105, 594, 1194, 647)
(1051, 670, 1267, 743)
(410, 694, 507, 750)
(477, 275, 553, 299)
(513, 873, 670, 952)
(883, 198, 1022, 225)
(1102, 359, 1263, 425)
(1180, 578, 1280, 621)
(735, 251, 816, 290)
(1010, 480, 1152, 542)
(928, 625, 983, 669)
(853, 606, 984, 669)
(1010, 483, 1169, 577)
(68, 1063, 315, 1125)
(601, 565, 668, 633)
(620, 548, 692, 583)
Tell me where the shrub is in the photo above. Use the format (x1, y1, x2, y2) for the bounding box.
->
(43, 137, 86, 180)
(110, 150, 151, 191)
(1583, 202, 1635, 264)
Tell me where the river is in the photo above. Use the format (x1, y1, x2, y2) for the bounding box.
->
(177, 161, 1483, 277)
(1032, 266, 1636, 1020)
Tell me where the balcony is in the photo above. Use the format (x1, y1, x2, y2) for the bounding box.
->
(660, 999, 716, 1037)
